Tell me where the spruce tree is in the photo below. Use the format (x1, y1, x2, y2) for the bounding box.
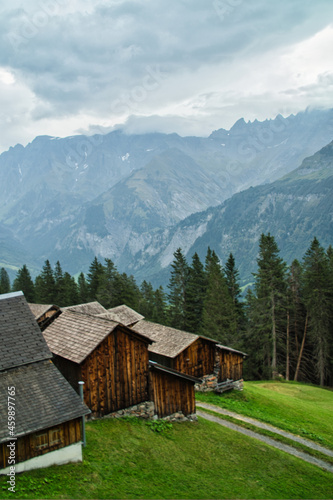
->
(34, 260, 56, 303)
(0, 268, 10, 294)
(185, 253, 206, 333)
(302, 237, 331, 386)
(87, 257, 105, 301)
(12, 264, 35, 302)
(78, 272, 89, 303)
(61, 272, 79, 306)
(252, 233, 287, 379)
(167, 248, 189, 329)
(152, 286, 168, 325)
(201, 249, 237, 344)
(225, 252, 245, 334)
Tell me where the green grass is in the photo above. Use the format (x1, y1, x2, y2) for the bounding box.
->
(196, 380, 333, 450)
(1, 416, 333, 499)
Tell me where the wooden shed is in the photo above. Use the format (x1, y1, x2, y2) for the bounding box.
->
(43, 310, 153, 417)
(0, 292, 90, 474)
(149, 362, 200, 418)
(28, 303, 61, 331)
(217, 344, 247, 382)
(133, 320, 217, 379)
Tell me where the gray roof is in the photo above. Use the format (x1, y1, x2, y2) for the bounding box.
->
(101, 305, 144, 326)
(133, 320, 199, 358)
(62, 301, 107, 315)
(0, 360, 90, 443)
(0, 291, 52, 371)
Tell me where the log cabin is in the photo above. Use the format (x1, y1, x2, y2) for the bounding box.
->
(149, 362, 200, 418)
(28, 303, 61, 331)
(216, 344, 246, 382)
(42, 310, 153, 417)
(0, 292, 90, 474)
(133, 320, 218, 378)
(133, 320, 247, 388)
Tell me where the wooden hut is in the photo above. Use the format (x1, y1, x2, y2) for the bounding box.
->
(98, 304, 144, 327)
(43, 310, 152, 417)
(28, 303, 61, 331)
(0, 292, 90, 474)
(133, 320, 217, 378)
(149, 362, 200, 418)
(216, 344, 247, 383)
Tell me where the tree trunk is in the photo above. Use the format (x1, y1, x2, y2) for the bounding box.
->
(271, 292, 277, 379)
(294, 313, 308, 381)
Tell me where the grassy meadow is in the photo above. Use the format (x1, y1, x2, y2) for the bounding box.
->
(0, 381, 332, 500)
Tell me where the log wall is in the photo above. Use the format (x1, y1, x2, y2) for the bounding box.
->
(80, 326, 150, 416)
(218, 350, 243, 381)
(149, 370, 196, 418)
(173, 338, 215, 378)
(0, 418, 81, 469)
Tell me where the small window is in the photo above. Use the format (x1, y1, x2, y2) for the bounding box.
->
(35, 432, 49, 450)
(49, 428, 61, 446)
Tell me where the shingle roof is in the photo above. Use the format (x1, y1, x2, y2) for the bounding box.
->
(217, 344, 248, 357)
(28, 303, 60, 320)
(62, 301, 107, 315)
(149, 361, 201, 383)
(43, 310, 119, 364)
(0, 360, 90, 443)
(133, 320, 199, 358)
(99, 305, 144, 326)
(0, 292, 52, 371)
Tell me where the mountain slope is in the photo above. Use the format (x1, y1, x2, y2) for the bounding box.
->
(1, 108, 333, 277)
(130, 140, 333, 286)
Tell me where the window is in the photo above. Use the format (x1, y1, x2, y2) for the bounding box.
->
(35, 428, 62, 450)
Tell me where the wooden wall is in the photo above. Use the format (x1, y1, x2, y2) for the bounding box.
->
(81, 325, 150, 416)
(0, 418, 81, 470)
(218, 350, 243, 382)
(149, 370, 195, 418)
(173, 338, 215, 378)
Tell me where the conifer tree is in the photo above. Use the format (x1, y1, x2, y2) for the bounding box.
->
(0, 268, 10, 294)
(252, 233, 287, 379)
(34, 260, 56, 303)
(12, 264, 35, 302)
(167, 248, 189, 329)
(61, 272, 79, 306)
(201, 249, 237, 344)
(152, 286, 168, 325)
(185, 253, 206, 333)
(87, 257, 104, 301)
(78, 272, 89, 304)
(302, 237, 331, 386)
(139, 280, 155, 319)
(225, 252, 245, 334)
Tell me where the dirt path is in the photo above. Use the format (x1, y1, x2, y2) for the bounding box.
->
(196, 402, 333, 458)
(196, 407, 333, 473)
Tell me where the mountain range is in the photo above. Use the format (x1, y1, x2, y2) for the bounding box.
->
(0, 107, 332, 285)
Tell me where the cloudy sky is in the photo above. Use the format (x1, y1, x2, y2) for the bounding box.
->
(0, 0, 333, 152)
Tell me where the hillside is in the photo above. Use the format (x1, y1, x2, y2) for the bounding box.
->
(1, 381, 332, 499)
(131, 140, 333, 286)
(1, 108, 333, 278)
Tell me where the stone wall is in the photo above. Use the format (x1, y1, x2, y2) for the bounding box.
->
(195, 374, 218, 392)
(100, 401, 198, 422)
(103, 401, 155, 420)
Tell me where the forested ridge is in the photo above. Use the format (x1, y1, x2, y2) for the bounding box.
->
(1, 234, 332, 387)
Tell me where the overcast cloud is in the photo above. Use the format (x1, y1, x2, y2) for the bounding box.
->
(0, 0, 333, 151)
